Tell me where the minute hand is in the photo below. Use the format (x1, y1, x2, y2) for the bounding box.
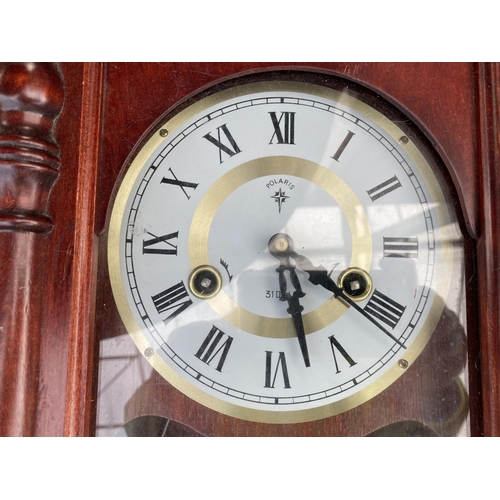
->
(290, 251, 406, 349)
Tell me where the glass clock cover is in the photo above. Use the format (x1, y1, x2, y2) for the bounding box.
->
(101, 76, 467, 434)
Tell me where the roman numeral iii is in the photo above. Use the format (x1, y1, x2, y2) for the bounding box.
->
(383, 237, 419, 259)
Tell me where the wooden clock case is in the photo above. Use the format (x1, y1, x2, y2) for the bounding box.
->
(0, 62, 498, 436)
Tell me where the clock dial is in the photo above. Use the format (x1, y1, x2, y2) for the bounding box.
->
(108, 80, 463, 423)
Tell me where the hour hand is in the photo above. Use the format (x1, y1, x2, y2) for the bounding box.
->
(269, 234, 310, 367)
(280, 275, 310, 368)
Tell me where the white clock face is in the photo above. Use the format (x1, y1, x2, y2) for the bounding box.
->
(108, 80, 459, 423)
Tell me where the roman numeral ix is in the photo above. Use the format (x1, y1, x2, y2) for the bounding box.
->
(142, 231, 179, 255)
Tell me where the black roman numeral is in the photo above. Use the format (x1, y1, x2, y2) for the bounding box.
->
(329, 335, 356, 374)
(160, 167, 198, 200)
(269, 112, 295, 145)
(383, 237, 419, 259)
(364, 289, 406, 329)
(367, 175, 402, 201)
(264, 351, 291, 389)
(142, 231, 179, 255)
(152, 281, 193, 325)
(195, 325, 233, 372)
(331, 130, 355, 161)
(203, 124, 241, 163)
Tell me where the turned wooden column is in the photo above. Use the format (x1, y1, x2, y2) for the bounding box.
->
(0, 62, 64, 435)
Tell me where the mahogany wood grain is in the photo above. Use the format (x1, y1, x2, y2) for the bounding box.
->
(476, 62, 500, 436)
(62, 62, 104, 437)
(0, 232, 45, 435)
(34, 63, 104, 437)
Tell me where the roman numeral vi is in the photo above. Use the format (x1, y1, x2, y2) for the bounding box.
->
(264, 351, 291, 389)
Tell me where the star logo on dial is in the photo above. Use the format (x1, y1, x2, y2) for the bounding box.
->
(270, 188, 290, 214)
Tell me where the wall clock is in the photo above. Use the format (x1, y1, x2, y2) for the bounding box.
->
(104, 71, 467, 435)
(1, 62, 498, 437)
